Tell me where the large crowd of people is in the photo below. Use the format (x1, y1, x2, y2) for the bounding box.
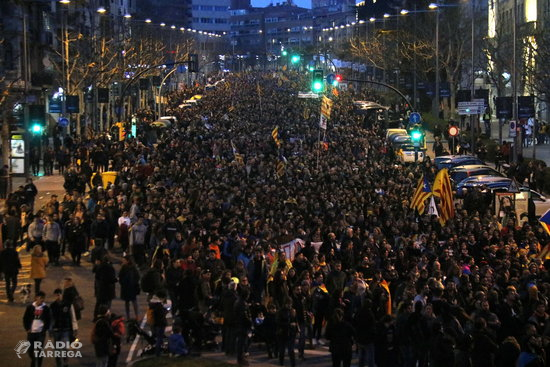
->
(3, 71, 550, 367)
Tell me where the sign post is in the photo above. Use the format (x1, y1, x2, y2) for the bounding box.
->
(509, 120, 517, 138)
(448, 125, 459, 154)
(409, 112, 421, 125)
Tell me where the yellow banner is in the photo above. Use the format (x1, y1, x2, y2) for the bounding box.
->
(321, 96, 333, 118)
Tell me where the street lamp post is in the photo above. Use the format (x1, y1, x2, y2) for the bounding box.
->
(512, 0, 518, 163)
(428, 3, 440, 117)
(470, 0, 476, 154)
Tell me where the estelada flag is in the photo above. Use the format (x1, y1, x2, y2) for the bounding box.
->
(433, 168, 455, 225)
(539, 209, 550, 235)
(410, 175, 432, 215)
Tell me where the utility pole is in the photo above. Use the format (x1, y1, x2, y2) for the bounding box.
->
(470, 0, 476, 154)
(512, 0, 518, 163)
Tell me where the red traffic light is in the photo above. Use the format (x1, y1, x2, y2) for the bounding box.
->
(335, 74, 342, 82)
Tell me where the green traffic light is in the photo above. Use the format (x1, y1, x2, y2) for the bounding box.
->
(291, 55, 300, 63)
(282, 50, 288, 56)
(308, 66, 314, 72)
(312, 81, 323, 92)
(411, 130, 422, 141)
(31, 124, 43, 134)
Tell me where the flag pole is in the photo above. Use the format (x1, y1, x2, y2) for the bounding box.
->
(317, 124, 321, 170)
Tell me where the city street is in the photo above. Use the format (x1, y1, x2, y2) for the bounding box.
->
(0, 174, 334, 367)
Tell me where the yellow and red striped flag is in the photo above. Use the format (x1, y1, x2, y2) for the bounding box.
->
(380, 279, 392, 315)
(272, 126, 281, 147)
(539, 209, 550, 235)
(410, 175, 432, 215)
(432, 168, 455, 225)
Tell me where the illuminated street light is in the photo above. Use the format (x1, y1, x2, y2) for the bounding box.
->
(429, 3, 439, 10)
(160, 23, 166, 27)
(171, 25, 176, 29)
(97, 6, 106, 13)
(124, 13, 132, 19)
(383, 13, 390, 18)
(145, 18, 152, 23)
(59, 0, 70, 4)
(400, 9, 409, 15)
(369, 17, 376, 22)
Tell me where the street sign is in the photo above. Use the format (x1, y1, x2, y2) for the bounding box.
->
(319, 115, 327, 130)
(48, 97, 62, 113)
(518, 96, 535, 118)
(496, 97, 513, 119)
(509, 120, 517, 137)
(448, 126, 459, 137)
(409, 112, 421, 124)
(457, 100, 485, 115)
(298, 92, 321, 99)
(58, 117, 69, 128)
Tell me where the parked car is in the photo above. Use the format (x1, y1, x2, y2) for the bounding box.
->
(435, 155, 485, 171)
(456, 175, 513, 196)
(390, 135, 412, 148)
(456, 175, 550, 217)
(386, 128, 408, 141)
(396, 144, 426, 163)
(449, 164, 504, 184)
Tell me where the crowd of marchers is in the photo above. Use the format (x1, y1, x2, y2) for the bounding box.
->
(2, 72, 550, 367)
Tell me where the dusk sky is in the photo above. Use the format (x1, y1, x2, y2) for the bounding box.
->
(251, 0, 312, 8)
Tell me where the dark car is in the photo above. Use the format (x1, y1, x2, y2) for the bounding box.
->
(435, 155, 484, 171)
(456, 175, 513, 197)
(449, 165, 504, 184)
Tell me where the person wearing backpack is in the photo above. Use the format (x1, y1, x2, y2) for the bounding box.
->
(51, 288, 78, 367)
(93, 256, 117, 321)
(141, 259, 164, 301)
(119, 255, 141, 320)
(276, 301, 298, 367)
(91, 305, 114, 367)
(108, 313, 125, 367)
(148, 290, 168, 356)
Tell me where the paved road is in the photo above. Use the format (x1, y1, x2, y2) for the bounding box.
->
(0, 174, 150, 367)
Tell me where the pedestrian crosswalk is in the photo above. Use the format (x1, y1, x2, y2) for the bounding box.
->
(0, 247, 32, 304)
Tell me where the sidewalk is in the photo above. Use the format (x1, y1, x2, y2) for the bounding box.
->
(488, 119, 550, 166)
(1, 174, 66, 213)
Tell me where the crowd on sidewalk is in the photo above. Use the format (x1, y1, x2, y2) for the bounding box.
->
(2, 72, 550, 367)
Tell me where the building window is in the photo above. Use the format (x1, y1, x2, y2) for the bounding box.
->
(192, 5, 199, 10)
(201, 5, 213, 11)
(214, 18, 227, 24)
(201, 18, 213, 23)
(215, 6, 228, 11)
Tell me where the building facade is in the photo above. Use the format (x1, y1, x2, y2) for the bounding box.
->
(191, 0, 231, 34)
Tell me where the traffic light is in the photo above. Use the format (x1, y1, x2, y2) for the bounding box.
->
(282, 50, 288, 57)
(311, 69, 324, 93)
(410, 125, 424, 145)
(326, 73, 342, 87)
(28, 105, 46, 135)
(188, 54, 199, 72)
(31, 123, 43, 134)
(291, 54, 300, 64)
(308, 65, 315, 72)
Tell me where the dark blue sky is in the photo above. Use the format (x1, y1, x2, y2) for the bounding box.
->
(252, 0, 311, 8)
